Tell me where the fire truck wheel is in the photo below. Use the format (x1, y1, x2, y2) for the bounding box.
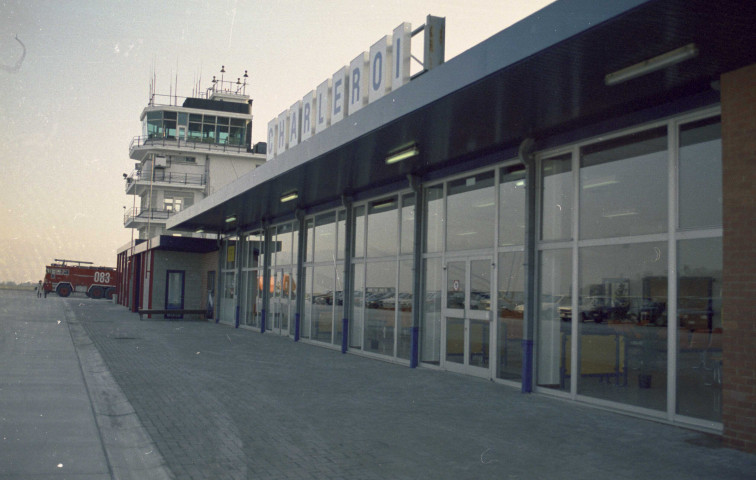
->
(105, 288, 114, 300)
(90, 286, 104, 299)
(57, 284, 72, 297)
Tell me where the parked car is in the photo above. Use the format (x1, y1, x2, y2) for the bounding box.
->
(379, 292, 413, 310)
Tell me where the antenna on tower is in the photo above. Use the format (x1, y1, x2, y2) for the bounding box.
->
(240, 70, 248, 95)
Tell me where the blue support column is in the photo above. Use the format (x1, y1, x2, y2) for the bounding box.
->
(341, 318, 348, 353)
(235, 305, 240, 328)
(294, 313, 300, 341)
(521, 339, 534, 392)
(260, 309, 266, 333)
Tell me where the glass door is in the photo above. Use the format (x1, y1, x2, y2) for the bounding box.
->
(269, 269, 293, 336)
(165, 270, 185, 319)
(443, 257, 493, 378)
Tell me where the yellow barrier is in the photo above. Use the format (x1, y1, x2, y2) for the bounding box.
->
(561, 333, 627, 386)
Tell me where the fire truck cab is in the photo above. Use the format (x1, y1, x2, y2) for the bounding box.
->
(43, 259, 117, 299)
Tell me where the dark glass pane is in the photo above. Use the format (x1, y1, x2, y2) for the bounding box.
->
(679, 117, 722, 230)
(580, 128, 667, 239)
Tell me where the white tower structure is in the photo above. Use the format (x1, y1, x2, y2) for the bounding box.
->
(124, 68, 266, 240)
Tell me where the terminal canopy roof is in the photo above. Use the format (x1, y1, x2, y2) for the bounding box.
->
(169, 0, 756, 234)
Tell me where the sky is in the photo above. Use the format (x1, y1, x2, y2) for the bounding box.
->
(0, 0, 554, 283)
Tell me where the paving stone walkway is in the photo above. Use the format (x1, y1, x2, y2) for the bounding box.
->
(31, 295, 756, 479)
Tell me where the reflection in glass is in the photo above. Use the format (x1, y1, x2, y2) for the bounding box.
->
(425, 185, 444, 253)
(301, 267, 312, 339)
(333, 265, 345, 347)
(241, 232, 263, 328)
(304, 219, 314, 263)
(351, 263, 365, 349)
(223, 238, 237, 270)
(274, 223, 293, 267)
(470, 260, 491, 311)
(241, 270, 259, 328)
(364, 261, 396, 355)
(166, 271, 183, 309)
(288, 269, 298, 336)
(401, 194, 415, 255)
(499, 165, 526, 247)
(397, 260, 414, 360)
(446, 317, 464, 364)
(679, 117, 722, 230)
(676, 238, 722, 421)
(469, 320, 490, 367)
(269, 270, 281, 332)
(367, 198, 398, 258)
(245, 232, 264, 268)
(271, 269, 293, 335)
(578, 243, 667, 411)
(497, 251, 525, 380)
(354, 206, 365, 258)
(313, 213, 336, 263)
(312, 265, 334, 343)
(446, 261, 466, 310)
(536, 249, 571, 390)
(541, 154, 572, 241)
(421, 258, 442, 364)
(337, 210, 347, 260)
(292, 222, 299, 265)
(580, 128, 667, 239)
(220, 271, 236, 325)
(447, 172, 495, 251)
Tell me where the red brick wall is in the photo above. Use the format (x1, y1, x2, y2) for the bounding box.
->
(721, 62, 756, 453)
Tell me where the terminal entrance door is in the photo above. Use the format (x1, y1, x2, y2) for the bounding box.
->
(268, 268, 292, 336)
(443, 257, 493, 378)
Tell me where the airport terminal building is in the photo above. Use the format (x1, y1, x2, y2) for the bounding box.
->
(124, 0, 756, 452)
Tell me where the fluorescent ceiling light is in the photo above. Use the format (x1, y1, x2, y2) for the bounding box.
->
(371, 199, 396, 210)
(225, 215, 237, 223)
(602, 209, 638, 218)
(280, 191, 298, 203)
(605, 43, 698, 86)
(583, 179, 619, 189)
(386, 145, 419, 164)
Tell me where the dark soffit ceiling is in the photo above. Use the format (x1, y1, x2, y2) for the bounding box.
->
(170, 0, 756, 234)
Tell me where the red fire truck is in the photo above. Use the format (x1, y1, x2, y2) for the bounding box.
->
(43, 259, 117, 299)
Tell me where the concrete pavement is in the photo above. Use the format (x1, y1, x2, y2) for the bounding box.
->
(2, 289, 756, 479)
(0, 289, 171, 479)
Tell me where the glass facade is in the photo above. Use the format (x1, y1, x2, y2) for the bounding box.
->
(213, 108, 722, 429)
(580, 128, 667, 239)
(219, 237, 238, 326)
(145, 110, 248, 146)
(535, 112, 722, 424)
(240, 231, 264, 328)
(352, 194, 415, 360)
(497, 166, 526, 380)
(269, 223, 298, 335)
(446, 172, 495, 251)
(421, 165, 526, 380)
(302, 211, 346, 346)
